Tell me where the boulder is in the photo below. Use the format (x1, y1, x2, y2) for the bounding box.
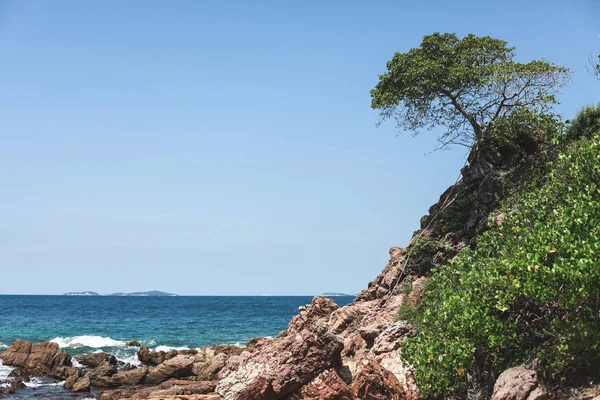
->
(491, 366, 548, 400)
(111, 367, 149, 386)
(0, 340, 71, 376)
(10, 378, 26, 390)
(299, 369, 354, 400)
(351, 359, 406, 400)
(50, 366, 81, 390)
(138, 346, 166, 366)
(76, 352, 116, 368)
(72, 372, 92, 392)
(146, 355, 195, 385)
(93, 360, 118, 378)
(126, 340, 141, 347)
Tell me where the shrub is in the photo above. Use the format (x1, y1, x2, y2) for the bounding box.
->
(401, 132, 600, 398)
(566, 104, 600, 141)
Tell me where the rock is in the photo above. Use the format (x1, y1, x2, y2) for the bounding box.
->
(111, 367, 149, 386)
(76, 352, 116, 368)
(213, 344, 244, 357)
(123, 363, 136, 371)
(64, 371, 81, 390)
(0, 340, 71, 376)
(370, 321, 417, 355)
(126, 340, 141, 347)
(49, 366, 81, 389)
(217, 297, 343, 400)
(0, 388, 15, 397)
(8, 367, 30, 381)
(193, 352, 228, 381)
(148, 380, 216, 397)
(351, 359, 406, 400)
(407, 276, 427, 307)
(145, 355, 195, 385)
(10, 378, 26, 390)
(244, 338, 264, 353)
(92, 360, 118, 378)
(491, 366, 544, 400)
(72, 372, 92, 392)
(299, 369, 354, 400)
(138, 346, 166, 366)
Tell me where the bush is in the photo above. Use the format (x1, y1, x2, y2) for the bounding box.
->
(400, 131, 600, 398)
(566, 104, 600, 141)
(404, 237, 443, 276)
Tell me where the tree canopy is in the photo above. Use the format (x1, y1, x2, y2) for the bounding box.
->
(371, 33, 570, 149)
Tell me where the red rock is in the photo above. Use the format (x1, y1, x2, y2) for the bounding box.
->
(300, 369, 354, 400)
(72, 372, 92, 392)
(146, 355, 195, 385)
(491, 366, 540, 400)
(351, 360, 405, 400)
(111, 367, 149, 386)
(138, 346, 166, 366)
(217, 297, 343, 400)
(0, 340, 71, 376)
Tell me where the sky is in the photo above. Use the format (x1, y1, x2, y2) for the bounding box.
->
(0, 0, 598, 295)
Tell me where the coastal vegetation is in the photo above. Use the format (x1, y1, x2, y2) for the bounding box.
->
(371, 32, 600, 399)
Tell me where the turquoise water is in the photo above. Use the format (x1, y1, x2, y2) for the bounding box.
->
(0, 295, 354, 398)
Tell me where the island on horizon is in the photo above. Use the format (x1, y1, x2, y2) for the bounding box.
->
(320, 292, 354, 297)
(63, 291, 177, 297)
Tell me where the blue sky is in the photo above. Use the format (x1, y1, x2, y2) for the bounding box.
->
(0, 0, 598, 295)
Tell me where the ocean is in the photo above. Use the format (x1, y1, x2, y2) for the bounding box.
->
(0, 295, 354, 398)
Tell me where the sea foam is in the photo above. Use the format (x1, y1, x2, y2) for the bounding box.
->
(153, 345, 190, 352)
(50, 335, 126, 348)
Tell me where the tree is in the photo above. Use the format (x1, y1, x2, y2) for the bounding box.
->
(370, 33, 570, 149)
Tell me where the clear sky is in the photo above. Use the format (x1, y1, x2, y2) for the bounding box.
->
(0, 0, 598, 295)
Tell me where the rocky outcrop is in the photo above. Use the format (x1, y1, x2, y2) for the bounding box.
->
(0, 340, 71, 376)
(217, 297, 344, 400)
(126, 340, 141, 347)
(491, 366, 549, 400)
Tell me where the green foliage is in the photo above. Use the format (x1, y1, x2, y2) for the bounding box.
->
(404, 237, 443, 276)
(400, 133, 600, 398)
(566, 104, 600, 141)
(370, 32, 570, 149)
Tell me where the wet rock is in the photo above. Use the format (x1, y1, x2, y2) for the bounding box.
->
(351, 359, 405, 400)
(10, 378, 26, 390)
(72, 372, 92, 392)
(111, 367, 149, 386)
(146, 355, 195, 385)
(75, 352, 116, 368)
(126, 340, 141, 347)
(8, 367, 30, 381)
(138, 346, 166, 366)
(213, 344, 244, 357)
(0, 340, 71, 376)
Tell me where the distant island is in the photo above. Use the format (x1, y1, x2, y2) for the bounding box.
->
(320, 292, 354, 297)
(63, 291, 100, 296)
(63, 291, 177, 297)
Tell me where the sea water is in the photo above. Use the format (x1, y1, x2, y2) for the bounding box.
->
(0, 295, 354, 398)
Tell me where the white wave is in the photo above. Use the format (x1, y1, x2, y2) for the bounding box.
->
(50, 335, 126, 348)
(71, 358, 84, 368)
(25, 377, 64, 388)
(0, 342, 7, 349)
(153, 345, 189, 352)
(116, 354, 141, 367)
(0, 359, 13, 380)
